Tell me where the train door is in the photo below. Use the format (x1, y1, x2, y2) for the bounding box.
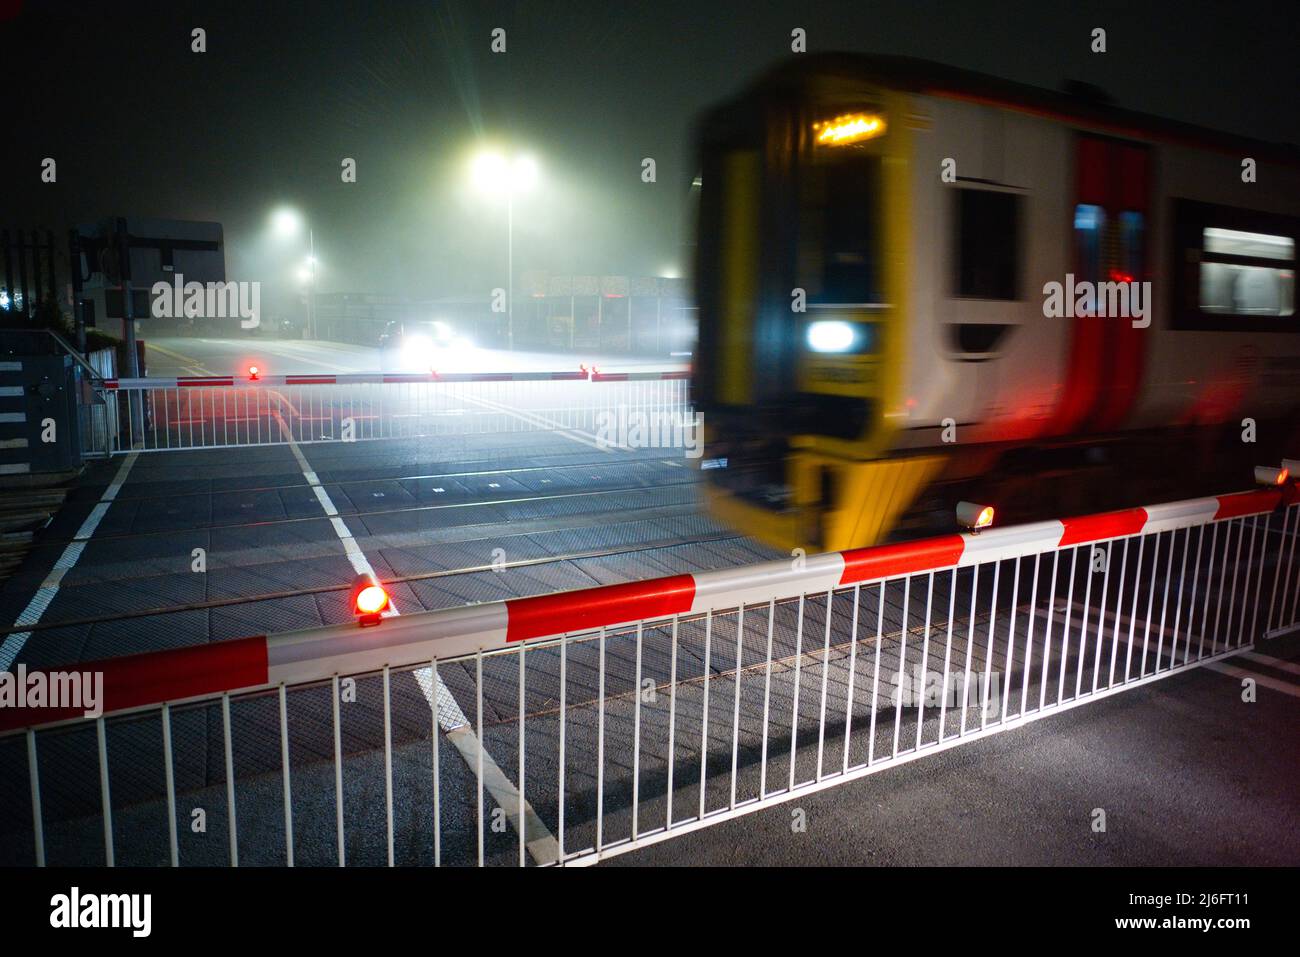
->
(1051, 134, 1150, 435)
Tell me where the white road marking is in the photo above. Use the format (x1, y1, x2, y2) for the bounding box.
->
(1236, 650, 1300, 677)
(456, 390, 612, 452)
(1059, 599, 1300, 696)
(248, 339, 382, 373)
(0, 451, 139, 670)
(273, 411, 559, 863)
(1034, 601, 1233, 664)
(1203, 661, 1300, 698)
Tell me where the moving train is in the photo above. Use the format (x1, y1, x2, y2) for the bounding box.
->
(691, 54, 1300, 552)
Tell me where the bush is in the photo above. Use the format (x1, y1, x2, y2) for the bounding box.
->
(17, 299, 119, 353)
(28, 297, 68, 332)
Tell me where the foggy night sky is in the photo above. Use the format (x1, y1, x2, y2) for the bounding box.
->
(1, 0, 1296, 302)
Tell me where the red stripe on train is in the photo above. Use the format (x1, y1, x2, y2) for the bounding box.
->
(839, 536, 967, 585)
(0, 635, 269, 732)
(505, 575, 696, 643)
(1058, 508, 1148, 546)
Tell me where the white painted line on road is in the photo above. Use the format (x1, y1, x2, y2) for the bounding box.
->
(1203, 661, 1300, 698)
(312, 485, 336, 513)
(273, 410, 559, 863)
(0, 451, 139, 671)
(1036, 602, 1240, 671)
(1235, 650, 1300, 676)
(458, 390, 611, 452)
(255, 343, 612, 456)
(250, 339, 379, 373)
(280, 420, 380, 580)
(444, 723, 559, 863)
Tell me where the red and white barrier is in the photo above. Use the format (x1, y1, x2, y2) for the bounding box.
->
(1, 481, 1293, 736)
(103, 368, 688, 390)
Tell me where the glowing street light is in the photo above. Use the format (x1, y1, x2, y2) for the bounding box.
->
(471, 151, 538, 195)
(296, 254, 321, 284)
(268, 205, 317, 338)
(469, 149, 540, 350)
(270, 206, 304, 240)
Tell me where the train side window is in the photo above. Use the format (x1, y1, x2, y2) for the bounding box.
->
(1074, 204, 1106, 283)
(1173, 199, 1298, 331)
(1199, 228, 1294, 317)
(953, 188, 1021, 300)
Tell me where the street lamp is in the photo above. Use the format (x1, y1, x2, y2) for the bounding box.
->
(270, 207, 304, 240)
(470, 149, 539, 350)
(268, 206, 317, 338)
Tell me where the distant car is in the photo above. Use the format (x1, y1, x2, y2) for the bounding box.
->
(378, 319, 474, 371)
(258, 315, 297, 337)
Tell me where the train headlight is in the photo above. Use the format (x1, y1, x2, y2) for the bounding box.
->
(1256, 466, 1289, 486)
(806, 320, 858, 353)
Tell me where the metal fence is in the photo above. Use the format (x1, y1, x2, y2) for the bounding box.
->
(94, 370, 691, 454)
(76, 347, 118, 458)
(1, 482, 1296, 866)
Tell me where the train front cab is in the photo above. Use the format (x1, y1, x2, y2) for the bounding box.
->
(694, 78, 944, 554)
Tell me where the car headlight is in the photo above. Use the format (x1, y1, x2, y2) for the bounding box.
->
(401, 333, 435, 360)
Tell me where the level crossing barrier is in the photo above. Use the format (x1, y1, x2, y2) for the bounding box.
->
(95, 368, 691, 453)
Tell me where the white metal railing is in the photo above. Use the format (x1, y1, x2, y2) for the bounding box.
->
(1, 482, 1296, 866)
(96, 369, 691, 453)
(76, 347, 118, 459)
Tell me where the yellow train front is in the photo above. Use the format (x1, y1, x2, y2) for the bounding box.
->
(692, 54, 1300, 553)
